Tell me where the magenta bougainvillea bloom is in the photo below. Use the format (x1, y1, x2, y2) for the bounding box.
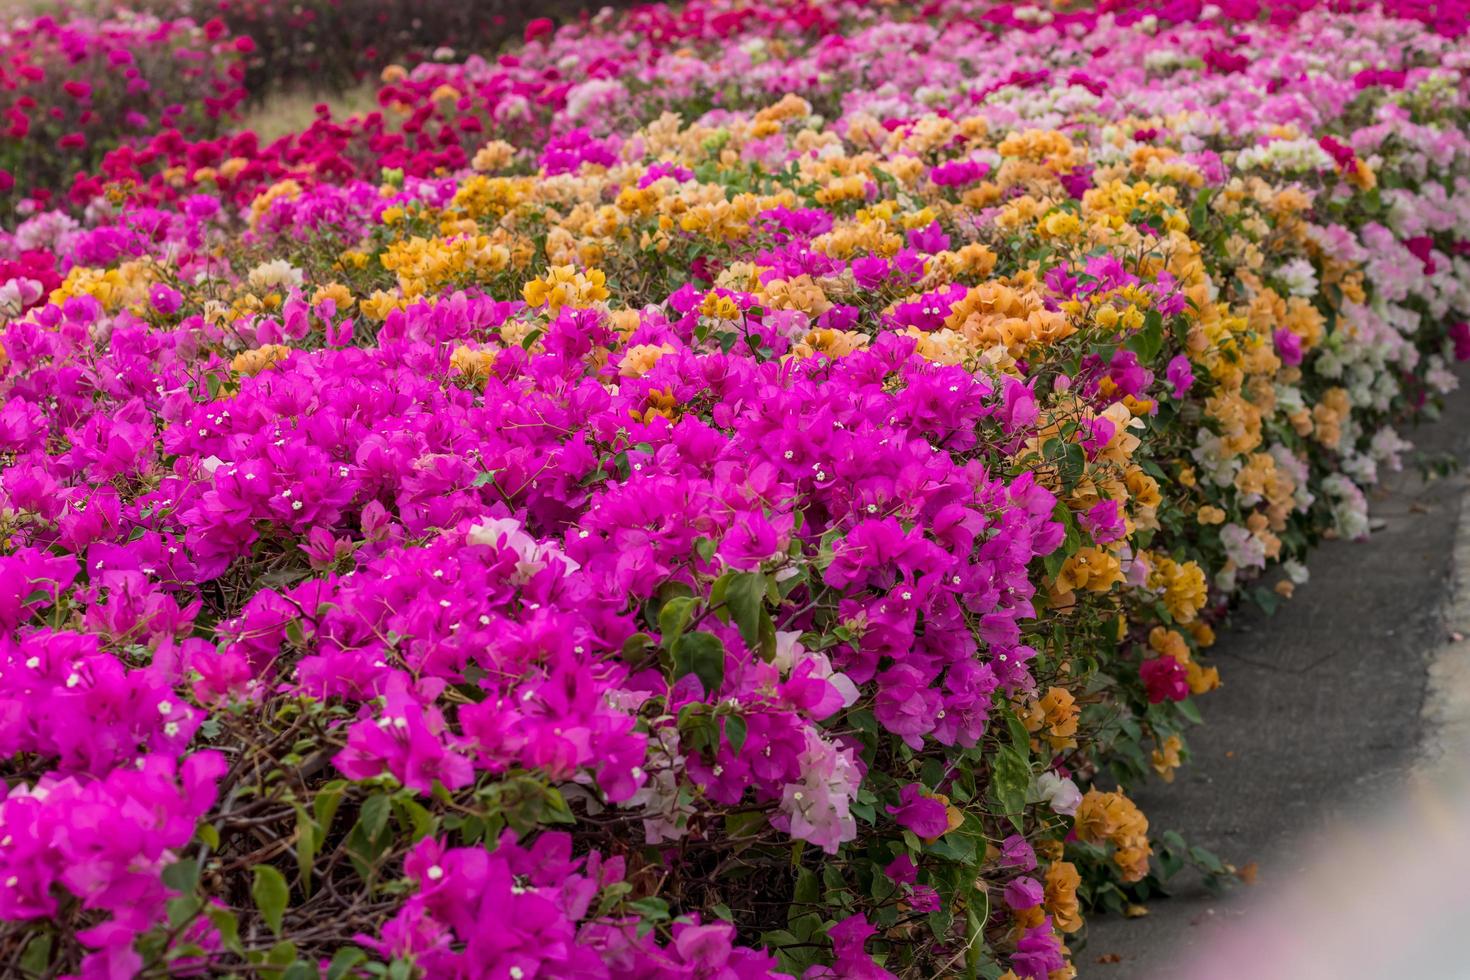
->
(1166, 354, 1195, 398)
(1142, 657, 1191, 703)
(885, 783, 950, 839)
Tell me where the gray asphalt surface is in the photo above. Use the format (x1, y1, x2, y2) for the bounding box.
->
(1080, 388, 1470, 978)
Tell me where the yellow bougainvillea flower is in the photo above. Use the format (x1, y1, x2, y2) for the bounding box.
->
(1151, 735, 1184, 782)
(1073, 789, 1151, 882)
(619, 343, 677, 379)
(523, 266, 610, 312)
(1055, 547, 1125, 594)
(1045, 861, 1084, 933)
(231, 344, 292, 377)
(1148, 555, 1208, 623)
(449, 345, 497, 387)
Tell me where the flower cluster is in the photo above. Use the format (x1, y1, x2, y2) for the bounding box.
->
(0, 0, 1468, 978)
(0, 10, 249, 215)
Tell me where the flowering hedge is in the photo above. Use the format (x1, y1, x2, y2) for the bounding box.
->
(1, 0, 1469, 978)
(0, 11, 250, 216)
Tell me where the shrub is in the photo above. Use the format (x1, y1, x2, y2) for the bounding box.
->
(0, 0, 1467, 977)
(0, 11, 248, 217)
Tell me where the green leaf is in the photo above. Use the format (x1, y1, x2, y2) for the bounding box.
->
(672, 631, 726, 696)
(724, 714, 748, 754)
(793, 867, 820, 907)
(252, 865, 290, 937)
(208, 905, 243, 955)
(991, 745, 1030, 833)
(1158, 846, 1185, 881)
(296, 808, 320, 897)
(725, 811, 767, 840)
(266, 941, 298, 967)
(314, 781, 348, 839)
(628, 896, 670, 921)
(327, 948, 367, 980)
(1125, 309, 1166, 363)
(20, 932, 52, 973)
(658, 596, 697, 646)
(928, 907, 953, 942)
(1177, 698, 1204, 725)
(282, 963, 317, 980)
(360, 793, 391, 841)
(621, 631, 653, 660)
(789, 910, 824, 943)
(1004, 712, 1031, 756)
(816, 527, 843, 573)
(167, 894, 202, 930)
(1188, 189, 1213, 236)
(394, 795, 438, 841)
(965, 886, 991, 978)
(162, 857, 200, 894)
(1190, 845, 1227, 874)
(724, 571, 766, 647)
(758, 607, 778, 662)
(1058, 441, 1086, 486)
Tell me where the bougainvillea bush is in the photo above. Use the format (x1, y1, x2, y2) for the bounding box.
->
(1, 0, 1468, 977)
(0, 11, 250, 215)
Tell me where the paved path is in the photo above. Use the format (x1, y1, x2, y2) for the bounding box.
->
(1081, 387, 1470, 978)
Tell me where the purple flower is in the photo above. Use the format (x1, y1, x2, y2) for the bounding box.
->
(1003, 876, 1044, 910)
(1080, 415, 1116, 458)
(873, 664, 942, 749)
(885, 855, 918, 885)
(1080, 499, 1126, 544)
(1012, 918, 1067, 978)
(803, 914, 897, 980)
(1166, 354, 1195, 398)
(1274, 328, 1303, 366)
(1000, 834, 1037, 871)
(930, 158, 989, 187)
(1452, 321, 1470, 362)
(851, 256, 890, 289)
(885, 783, 949, 839)
(907, 220, 950, 253)
(1108, 349, 1152, 398)
(1404, 235, 1437, 275)
(909, 885, 940, 912)
(1142, 656, 1190, 703)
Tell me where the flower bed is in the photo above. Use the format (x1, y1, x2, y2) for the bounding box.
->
(0, 1, 1468, 977)
(0, 11, 250, 217)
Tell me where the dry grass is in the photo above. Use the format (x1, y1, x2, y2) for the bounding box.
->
(235, 82, 380, 143)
